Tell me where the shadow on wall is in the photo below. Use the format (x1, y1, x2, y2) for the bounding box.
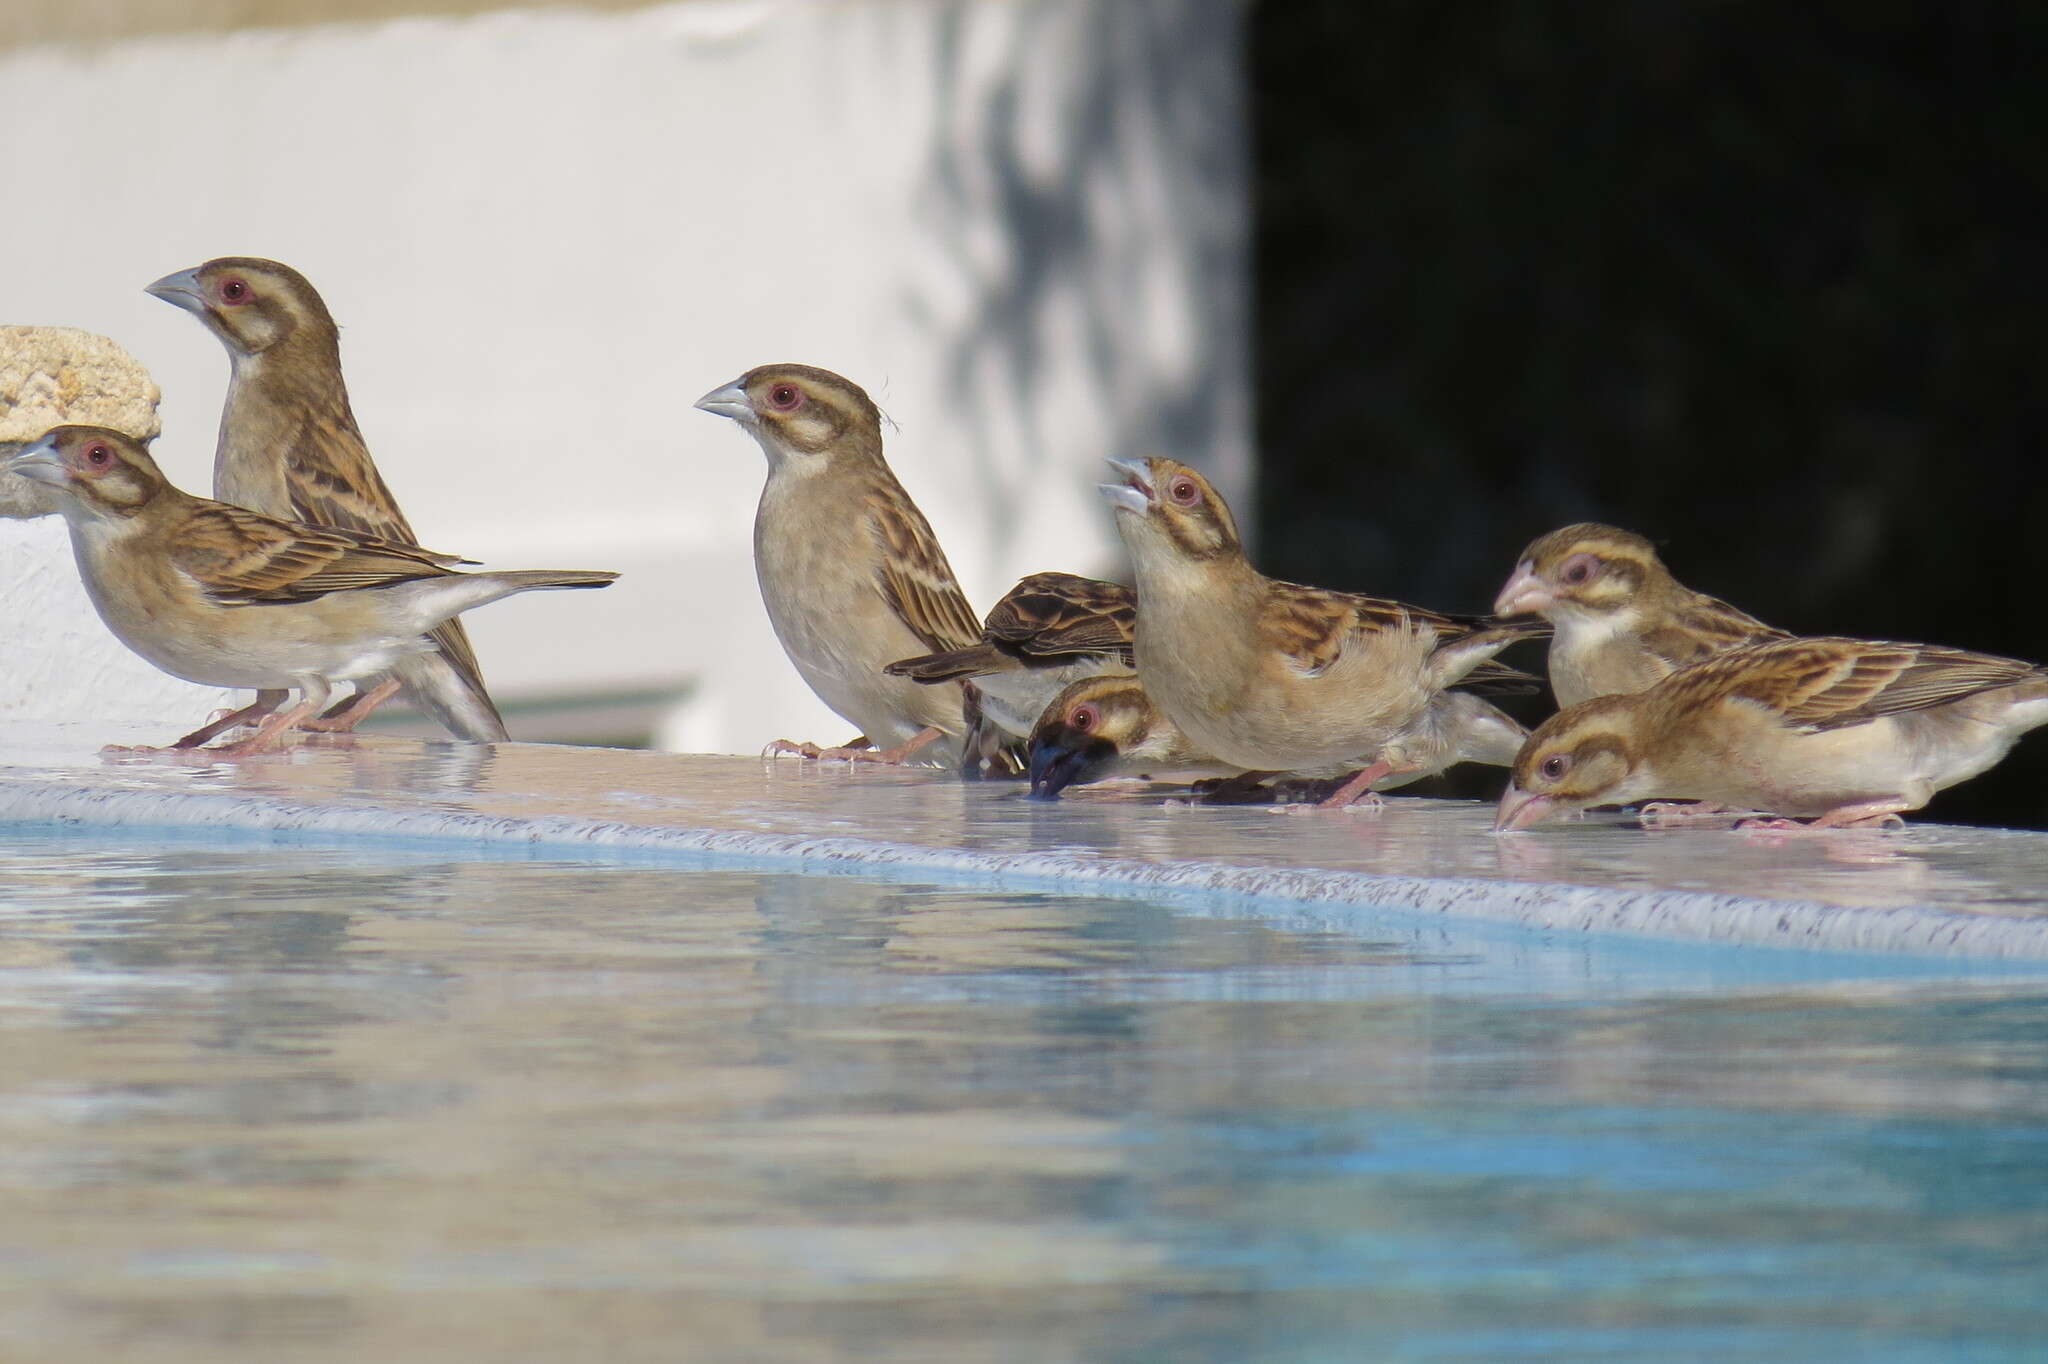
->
(1254, 1, 2048, 828)
(918, 0, 1250, 573)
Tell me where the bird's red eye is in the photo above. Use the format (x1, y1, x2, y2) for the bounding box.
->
(83, 443, 113, 468)
(1169, 477, 1200, 506)
(1070, 704, 1098, 733)
(1540, 754, 1572, 782)
(219, 278, 251, 305)
(767, 384, 804, 411)
(1560, 553, 1598, 587)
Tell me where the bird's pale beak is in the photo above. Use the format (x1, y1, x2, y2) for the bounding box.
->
(2, 434, 67, 487)
(693, 379, 755, 423)
(1026, 730, 1115, 799)
(1097, 456, 1153, 517)
(1493, 784, 1559, 833)
(1493, 561, 1553, 617)
(144, 267, 207, 314)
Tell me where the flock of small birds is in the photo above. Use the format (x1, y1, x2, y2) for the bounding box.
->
(11, 256, 2048, 835)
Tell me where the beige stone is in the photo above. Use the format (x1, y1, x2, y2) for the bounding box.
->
(0, 326, 162, 518)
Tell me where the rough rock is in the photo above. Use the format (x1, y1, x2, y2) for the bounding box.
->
(0, 326, 162, 518)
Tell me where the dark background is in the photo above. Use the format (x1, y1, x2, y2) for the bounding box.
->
(1250, 1, 2048, 827)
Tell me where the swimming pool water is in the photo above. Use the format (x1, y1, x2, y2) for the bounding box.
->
(0, 825, 2043, 1362)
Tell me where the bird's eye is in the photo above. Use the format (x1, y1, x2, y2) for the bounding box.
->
(1169, 477, 1200, 506)
(767, 384, 804, 411)
(1560, 553, 1598, 587)
(219, 278, 251, 305)
(1539, 754, 1572, 782)
(1070, 704, 1098, 733)
(83, 443, 113, 468)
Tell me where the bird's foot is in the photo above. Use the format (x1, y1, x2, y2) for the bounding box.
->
(298, 679, 401, 733)
(1276, 789, 1386, 816)
(762, 734, 870, 761)
(202, 700, 321, 758)
(1736, 807, 1910, 839)
(1638, 801, 1755, 830)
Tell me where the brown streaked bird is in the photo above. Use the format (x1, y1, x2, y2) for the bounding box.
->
(695, 364, 980, 765)
(1026, 674, 1237, 796)
(886, 570, 1136, 750)
(1102, 456, 1544, 808)
(1495, 634, 2048, 832)
(1493, 522, 1785, 707)
(1026, 674, 1529, 801)
(146, 256, 507, 742)
(6, 427, 616, 757)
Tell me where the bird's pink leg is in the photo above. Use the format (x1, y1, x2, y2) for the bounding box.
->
(206, 699, 322, 758)
(171, 690, 290, 748)
(104, 691, 291, 754)
(298, 679, 402, 733)
(763, 729, 947, 765)
(1737, 798, 1913, 836)
(859, 726, 946, 764)
(1272, 757, 1407, 814)
(764, 735, 871, 760)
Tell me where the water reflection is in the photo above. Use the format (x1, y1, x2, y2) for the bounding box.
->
(0, 827, 2044, 1361)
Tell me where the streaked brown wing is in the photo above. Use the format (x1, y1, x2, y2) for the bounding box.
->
(1643, 592, 1787, 669)
(279, 404, 419, 543)
(870, 489, 982, 654)
(1691, 636, 2043, 731)
(985, 573, 1136, 660)
(174, 503, 458, 605)
(1263, 580, 1538, 679)
(276, 406, 494, 699)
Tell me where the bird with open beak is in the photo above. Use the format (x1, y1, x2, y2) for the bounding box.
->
(694, 363, 983, 765)
(7, 427, 616, 757)
(1495, 634, 2048, 832)
(145, 256, 508, 743)
(1101, 455, 1542, 808)
(1493, 522, 1784, 708)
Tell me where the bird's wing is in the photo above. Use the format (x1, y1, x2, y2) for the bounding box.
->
(279, 404, 494, 706)
(869, 492, 984, 654)
(173, 503, 459, 605)
(984, 573, 1136, 662)
(1701, 637, 2045, 731)
(278, 404, 419, 543)
(1262, 581, 1543, 686)
(1642, 592, 1788, 670)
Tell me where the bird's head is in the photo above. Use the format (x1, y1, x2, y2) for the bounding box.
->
(145, 257, 335, 358)
(1494, 523, 1667, 620)
(693, 364, 884, 471)
(4, 426, 168, 519)
(1494, 693, 1647, 831)
(1027, 675, 1165, 798)
(1098, 455, 1242, 567)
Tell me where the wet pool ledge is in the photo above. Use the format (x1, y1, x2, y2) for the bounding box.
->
(1, 724, 2045, 960)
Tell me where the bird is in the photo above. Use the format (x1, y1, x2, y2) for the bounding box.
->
(695, 363, 983, 765)
(1494, 634, 2048, 832)
(145, 256, 508, 742)
(1493, 522, 1784, 707)
(1025, 674, 1238, 797)
(1102, 455, 1543, 807)
(885, 570, 1135, 750)
(6, 427, 617, 757)
(1026, 674, 1528, 801)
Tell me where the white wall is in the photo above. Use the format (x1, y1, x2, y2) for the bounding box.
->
(2, 0, 1248, 751)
